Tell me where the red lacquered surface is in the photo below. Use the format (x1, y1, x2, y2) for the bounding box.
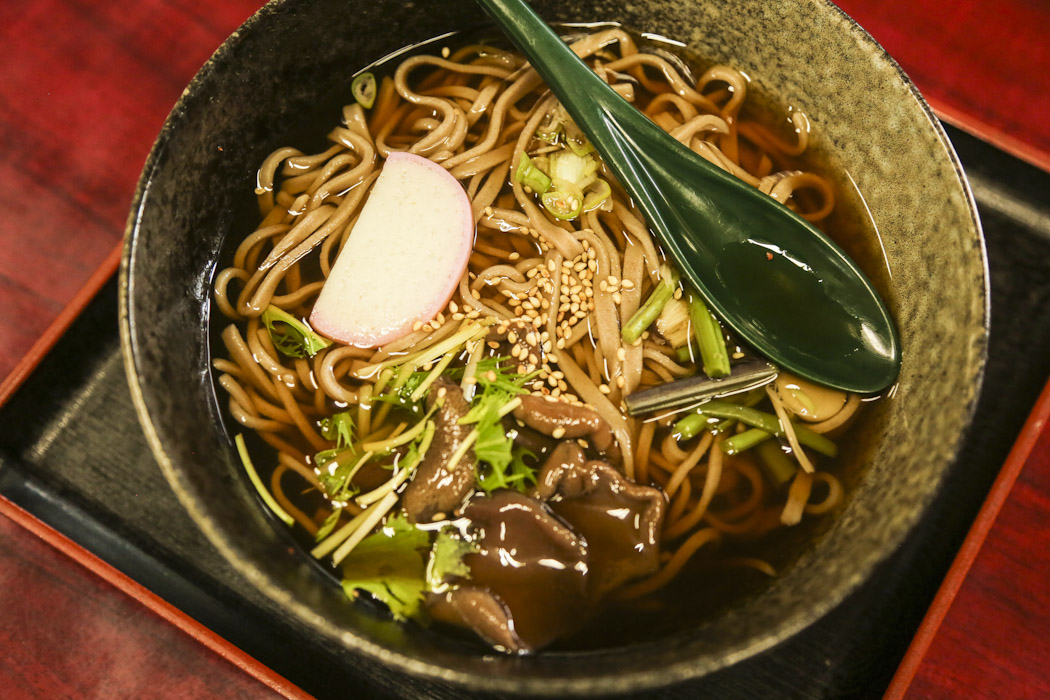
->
(0, 1, 1049, 698)
(835, 0, 1050, 172)
(886, 378, 1050, 700)
(0, 496, 312, 699)
(0, 0, 264, 396)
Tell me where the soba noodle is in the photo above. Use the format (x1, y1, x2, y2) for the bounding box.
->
(212, 28, 859, 652)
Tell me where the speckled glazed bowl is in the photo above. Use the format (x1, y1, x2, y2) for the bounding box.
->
(120, 0, 986, 694)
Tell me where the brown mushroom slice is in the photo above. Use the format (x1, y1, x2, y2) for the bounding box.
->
(533, 441, 588, 499)
(426, 586, 524, 653)
(401, 377, 475, 523)
(441, 490, 591, 652)
(512, 394, 615, 454)
(773, 371, 849, 422)
(541, 453, 666, 596)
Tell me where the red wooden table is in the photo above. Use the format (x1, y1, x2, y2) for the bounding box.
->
(2, 1, 1049, 698)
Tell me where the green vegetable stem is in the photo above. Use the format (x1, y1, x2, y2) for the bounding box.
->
(621, 265, 680, 344)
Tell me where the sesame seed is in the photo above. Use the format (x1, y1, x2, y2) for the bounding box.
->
(617, 376, 625, 388)
(412, 321, 423, 331)
(471, 289, 481, 300)
(607, 276, 618, 285)
(612, 292, 622, 305)
(552, 427, 566, 439)
(673, 288, 683, 300)
(621, 279, 635, 289)
(548, 259, 557, 272)
(487, 341, 501, 349)
(617, 347, 626, 361)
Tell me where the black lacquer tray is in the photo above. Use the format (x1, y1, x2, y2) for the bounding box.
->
(2, 125, 1049, 700)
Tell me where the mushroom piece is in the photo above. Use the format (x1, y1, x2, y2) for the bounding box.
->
(426, 490, 590, 652)
(401, 377, 476, 523)
(773, 371, 849, 422)
(537, 447, 666, 596)
(512, 394, 616, 455)
(426, 586, 523, 653)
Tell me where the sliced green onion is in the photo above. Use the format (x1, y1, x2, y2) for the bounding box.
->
(234, 434, 294, 526)
(694, 401, 837, 457)
(582, 178, 611, 212)
(688, 293, 730, 379)
(563, 120, 595, 156)
(513, 152, 552, 194)
(622, 265, 680, 344)
(755, 439, 797, 489)
(722, 427, 773, 455)
(541, 186, 583, 220)
(548, 150, 598, 188)
(351, 72, 377, 109)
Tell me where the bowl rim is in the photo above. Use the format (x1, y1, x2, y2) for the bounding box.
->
(119, 0, 989, 694)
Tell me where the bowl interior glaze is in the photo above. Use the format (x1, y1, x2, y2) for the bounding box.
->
(120, 0, 986, 694)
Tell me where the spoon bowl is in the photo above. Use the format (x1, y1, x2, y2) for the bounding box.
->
(477, 0, 901, 393)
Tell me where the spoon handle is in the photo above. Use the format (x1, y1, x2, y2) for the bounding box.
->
(473, 0, 664, 176)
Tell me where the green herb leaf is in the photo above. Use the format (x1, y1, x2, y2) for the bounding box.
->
(475, 419, 514, 474)
(340, 513, 430, 620)
(426, 529, 476, 591)
(261, 306, 331, 358)
(476, 445, 537, 494)
(316, 449, 364, 501)
(314, 508, 343, 542)
(320, 411, 355, 448)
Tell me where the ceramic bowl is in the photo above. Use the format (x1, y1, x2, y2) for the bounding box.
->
(120, 0, 986, 694)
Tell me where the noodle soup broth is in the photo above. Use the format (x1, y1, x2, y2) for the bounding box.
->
(210, 27, 894, 653)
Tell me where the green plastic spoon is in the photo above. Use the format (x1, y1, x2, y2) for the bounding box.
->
(476, 0, 901, 393)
